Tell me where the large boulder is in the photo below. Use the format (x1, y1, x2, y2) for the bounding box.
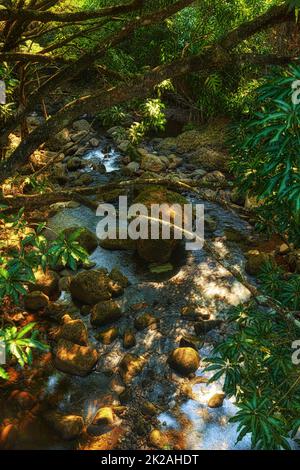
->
(24, 291, 49, 311)
(91, 300, 122, 327)
(140, 154, 167, 173)
(73, 119, 91, 132)
(133, 188, 188, 263)
(53, 339, 99, 376)
(63, 227, 98, 254)
(54, 317, 88, 346)
(43, 411, 84, 440)
(245, 250, 272, 276)
(190, 147, 228, 172)
(168, 347, 200, 376)
(175, 123, 227, 154)
(29, 268, 60, 298)
(69, 269, 123, 305)
(48, 129, 71, 152)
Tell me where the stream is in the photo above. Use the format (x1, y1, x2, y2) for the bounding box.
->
(3, 135, 259, 450)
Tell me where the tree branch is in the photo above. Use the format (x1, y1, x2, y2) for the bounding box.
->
(0, 0, 144, 22)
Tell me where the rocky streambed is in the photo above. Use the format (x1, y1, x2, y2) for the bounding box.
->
(1, 118, 290, 451)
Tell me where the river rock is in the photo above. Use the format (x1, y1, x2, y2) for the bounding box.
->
(123, 330, 136, 349)
(140, 154, 166, 173)
(205, 215, 218, 232)
(125, 161, 140, 174)
(63, 226, 98, 254)
(54, 339, 99, 376)
(119, 353, 147, 383)
(168, 347, 200, 376)
(194, 319, 222, 335)
(157, 137, 177, 153)
(71, 130, 88, 143)
(208, 393, 226, 408)
(97, 326, 119, 345)
(133, 188, 188, 263)
(90, 138, 100, 147)
(44, 411, 84, 440)
(176, 124, 226, 153)
(52, 162, 69, 184)
(141, 401, 158, 417)
(99, 234, 136, 250)
(134, 313, 159, 331)
(118, 140, 131, 153)
(168, 154, 183, 169)
(201, 170, 226, 185)
(190, 147, 227, 172)
(48, 128, 71, 152)
(88, 407, 116, 436)
(70, 269, 123, 305)
(67, 156, 84, 171)
(224, 227, 248, 243)
(149, 429, 168, 449)
(109, 268, 129, 288)
(55, 318, 88, 346)
(73, 119, 91, 132)
(29, 268, 60, 298)
(91, 300, 122, 327)
(24, 291, 49, 311)
(245, 250, 272, 275)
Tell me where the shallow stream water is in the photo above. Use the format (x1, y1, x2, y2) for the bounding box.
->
(41, 139, 257, 450)
(3, 137, 271, 450)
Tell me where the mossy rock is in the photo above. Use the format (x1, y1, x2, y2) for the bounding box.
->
(134, 313, 159, 331)
(245, 250, 273, 276)
(91, 300, 122, 327)
(133, 188, 188, 263)
(123, 330, 136, 349)
(70, 269, 123, 305)
(119, 353, 147, 383)
(97, 326, 119, 345)
(24, 291, 49, 311)
(109, 268, 129, 288)
(99, 237, 136, 251)
(168, 347, 200, 376)
(55, 318, 88, 346)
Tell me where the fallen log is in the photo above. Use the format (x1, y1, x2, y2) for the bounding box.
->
(1, 177, 250, 216)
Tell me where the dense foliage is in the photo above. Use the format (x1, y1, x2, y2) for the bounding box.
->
(205, 262, 300, 450)
(229, 65, 300, 246)
(0, 206, 89, 380)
